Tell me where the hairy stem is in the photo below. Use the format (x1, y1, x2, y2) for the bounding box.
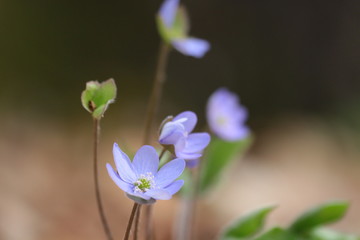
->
(142, 42, 171, 240)
(124, 203, 140, 240)
(143, 42, 171, 145)
(175, 168, 199, 240)
(133, 204, 142, 240)
(93, 118, 113, 240)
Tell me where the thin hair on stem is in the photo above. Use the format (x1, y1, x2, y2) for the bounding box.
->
(93, 118, 114, 240)
(124, 203, 140, 240)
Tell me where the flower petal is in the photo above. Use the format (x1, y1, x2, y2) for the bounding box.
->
(172, 37, 210, 58)
(182, 133, 210, 153)
(106, 163, 133, 193)
(174, 138, 203, 160)
(132, 145, 159, 177)
(174, 150, 202, 160)
(158, 0, 179, 28)
(159, 121, 186, 145)
(145, 189, 172, 200)
(113, 143, 137, 183)
(155, 158, 185, 188)
(164, 179, 184, 195)
(173, 111, 197, 133)
(218, 125, 250, 141)
(185, 159, 199, 168)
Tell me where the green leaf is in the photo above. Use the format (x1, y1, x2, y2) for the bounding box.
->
(171, 6, 189, 37)
(220, 206, 275, 240)
(199, 136, 252, 194)
(310, 228, 360, 240)
(81, 78, 117, 119)
(290, 201, 349, 234)
(254, 227, 299, 240)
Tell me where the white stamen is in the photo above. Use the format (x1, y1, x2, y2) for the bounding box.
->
(133, 172, 156, 193)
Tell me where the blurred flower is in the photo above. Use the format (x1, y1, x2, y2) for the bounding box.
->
(207, 88, 249, 141)
(157, 0, 210, 58)
(106, 143, 185, 204)
(159, 111, 211, 161)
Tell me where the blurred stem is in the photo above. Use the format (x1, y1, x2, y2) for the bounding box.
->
(143, 42, 171, 240)
(124, 203, 140, 240)
(143, 42, 171, 145)
(144, 205, 154, 240)
(93, 118, 113, 240)
(133, 204, 142, 240)
(175, 168, 199, 240)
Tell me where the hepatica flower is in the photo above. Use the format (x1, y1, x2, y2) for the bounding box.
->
(207, 88, 249, 141)
(159, 111, 210, 161)
(157, 0, 210, 58)
(107, 144, 185, 204)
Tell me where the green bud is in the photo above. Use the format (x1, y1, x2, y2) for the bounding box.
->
(81, 78, 117, 119)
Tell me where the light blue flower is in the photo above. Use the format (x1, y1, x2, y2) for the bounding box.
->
(159, 111, 211, 161)
(207, 88, 249, 141)
(106, 143, 185, 204)
(157, 0, 210, 58)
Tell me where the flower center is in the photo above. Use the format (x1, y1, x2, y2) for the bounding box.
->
(216, 116, 228, 126)
(134, 172, 155, 193)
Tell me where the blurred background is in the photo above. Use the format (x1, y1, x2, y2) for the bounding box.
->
(0, 0, 360, 239)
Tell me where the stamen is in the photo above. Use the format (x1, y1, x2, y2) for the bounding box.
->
(216, 116, 227, 126)
(134, 172, 156, 193)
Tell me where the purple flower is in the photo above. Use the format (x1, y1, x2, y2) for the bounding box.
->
(157, 0, 210, 58)
(158, 0, 179, 28)
(207, 88, 249, 141)
(106, 143, 185, 204)
(159, 111, 211, 161)
(171, 38, 210, 58)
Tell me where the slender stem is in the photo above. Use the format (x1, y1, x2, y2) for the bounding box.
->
(175, 168, 199, 240)
(124, 203, 140, 240)
(93, 118, 114, 240)
(133, 204, 142, 240)
(144, 205, 153, 240)
(143, 42, 171, 145)
(177, 125, 209, 240)
(143, 147, 168, 240)
(142, 42, 171, 240)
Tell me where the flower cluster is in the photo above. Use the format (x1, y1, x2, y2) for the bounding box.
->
(107, 111, 211, 203)
(106, 1, 248, 205)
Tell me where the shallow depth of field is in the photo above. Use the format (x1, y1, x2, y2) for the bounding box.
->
(1, 1, 360, 239)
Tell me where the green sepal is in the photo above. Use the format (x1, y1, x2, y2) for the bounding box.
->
(220, 206, 276, 240)
(156, 6, 189, 43)
(289, 201, 349, 234)
(199, 136, 252, 194)
(81, 78, 117, 119)
(126, 194, 156, 205)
